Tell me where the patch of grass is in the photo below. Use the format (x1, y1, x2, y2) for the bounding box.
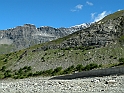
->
(119, 35, 124, 44)
(100, 10, 124, 22)
(0, 44, 15, 54)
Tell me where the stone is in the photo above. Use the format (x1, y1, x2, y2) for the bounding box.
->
(91, 79, 100, 83)
(105, 80, 117, 84)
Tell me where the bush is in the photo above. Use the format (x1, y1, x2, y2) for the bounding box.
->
(63, 65, 75, 74)
(18, 68, 23, 74)
(119, 35, 124, 43)
(23, 66, 28, 69)
(43, 69, 53, 76)
(76, 64, 84, 72)
(4, 70, 12, 78)
(1, 66, 6, 72)
(33, 71, 42, 76)
(118, 58, 124, 65)
(27, 66, 32, 71)
(52, 67, 63, 75)
(28, 72, 33, 76)
(84, 63, 98, 71)
(119, 58, 124, 62)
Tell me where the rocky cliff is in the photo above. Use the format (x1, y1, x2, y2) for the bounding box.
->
(41, 10, 124, 50)
(0, 23, 90, 53)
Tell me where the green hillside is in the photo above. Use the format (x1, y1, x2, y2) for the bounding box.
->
(0, 10, 124, 79)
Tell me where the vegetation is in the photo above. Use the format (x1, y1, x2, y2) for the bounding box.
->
(118, 58, 124, 65)
(0, 10, 124, 79)
(75, 64, 84, 72)
(1, 66, 6, 72)
(119, 35, 124, 44)
(100, 10, 124, 22)
(63, 65, 75, 74)
(0, 42, 124, 79)
(0, 44, 15, 54)
(0, 62, 104, 79)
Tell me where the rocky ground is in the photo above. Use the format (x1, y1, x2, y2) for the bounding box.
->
(0, 75, 124, 93)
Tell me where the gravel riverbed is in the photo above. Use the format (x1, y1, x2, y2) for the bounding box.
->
(0, 75, 124, 93)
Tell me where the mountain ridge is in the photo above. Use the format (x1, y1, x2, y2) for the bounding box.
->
(0, 23, 90, 54)
(39, 14, 124, 51)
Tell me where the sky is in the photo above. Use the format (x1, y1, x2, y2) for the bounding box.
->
(0, 0, 124, 30)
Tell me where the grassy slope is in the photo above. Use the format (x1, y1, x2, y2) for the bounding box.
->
(0, 42, 124, 71)
(0, 44, 15, 54)
(100, 10, 124, 22)
(0, 10, 124, 78)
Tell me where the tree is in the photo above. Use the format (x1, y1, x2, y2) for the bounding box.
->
(1, 66, 6, 72)
(85, 63, 98, 70)
(4, 70, 12, 78)
(63, 65, 75, 74)
(52, 67, 63, 75)
(76, 64, 84, 72)
(118, 58, 124, 65)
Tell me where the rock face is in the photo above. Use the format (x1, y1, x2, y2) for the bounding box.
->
(0, 23, 90, 53)
(41, 15, 124, 50)
(0, 10, 124, 53)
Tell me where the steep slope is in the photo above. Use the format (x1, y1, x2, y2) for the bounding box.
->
(39, 11, 124, 50)
(0, 24, 90, 54)
(0, 10, 124, 79)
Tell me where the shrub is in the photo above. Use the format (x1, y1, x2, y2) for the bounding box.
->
(119, 35, 124, 43)
(43, 69, 53, 76)
(119, 58, 124, 62)
(23, 66, 28, 69)
(33, 71, 42, 76)
(1, 66, 6, 72)
(3, 59, 7, 62)
(18, 68, 23, 74)
(84, 63, 98, 71)
(53, 67, 62, 73)
(4, 70, 12, 78)
(118, 58, 124, 65)
(27, 66, 32, 71)
(27, 72, 33, 77)
(63, 65, 75, 74)
(76, 64, 84, 72)
(52, 67, 63, 75)
(98, 64, 102, 68)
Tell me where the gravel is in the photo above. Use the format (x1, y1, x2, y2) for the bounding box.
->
(0, 75, 124, 93)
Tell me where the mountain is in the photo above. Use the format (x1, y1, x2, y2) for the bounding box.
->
(0, 10, 124, 79)
(40, 10, 124, 50)
(0, 23, 90, 54)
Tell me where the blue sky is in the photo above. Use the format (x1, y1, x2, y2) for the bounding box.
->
(0, 0, 124, 30)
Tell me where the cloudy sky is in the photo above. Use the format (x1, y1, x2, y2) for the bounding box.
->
(0, 0, 124, 30)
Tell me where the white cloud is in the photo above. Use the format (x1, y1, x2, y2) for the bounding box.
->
(118, 9, 121, 11)
(70, 9, 77, 12)
(91, 12, 96, 19)
(86, 1, 93, 6)
(71, 4, 83, 12)
(92, 11, 110, 22)
(75, 4, 83, 9)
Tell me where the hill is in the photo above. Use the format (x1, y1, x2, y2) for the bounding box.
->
(0, 10, 124, 79)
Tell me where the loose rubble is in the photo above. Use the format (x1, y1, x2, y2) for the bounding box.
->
(0, 75, 124, 93)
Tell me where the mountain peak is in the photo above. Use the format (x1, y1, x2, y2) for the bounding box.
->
(71, 23, 91, 28)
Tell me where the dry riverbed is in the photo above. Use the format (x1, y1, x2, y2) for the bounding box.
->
(0, 75, 124, 93)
